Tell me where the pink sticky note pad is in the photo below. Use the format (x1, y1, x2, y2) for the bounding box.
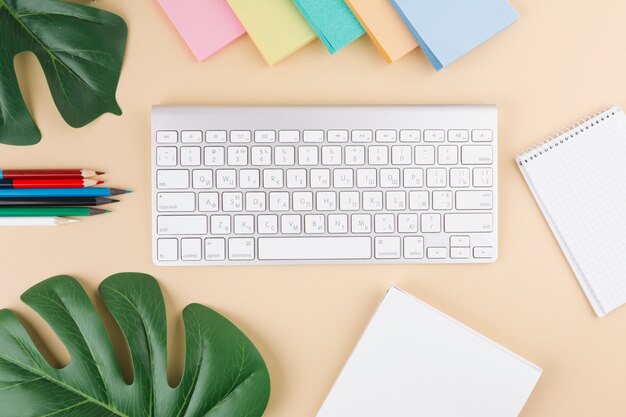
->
(158, 0, 246, 61)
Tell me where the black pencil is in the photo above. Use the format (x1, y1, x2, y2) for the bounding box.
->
(0, 197, 119, 207)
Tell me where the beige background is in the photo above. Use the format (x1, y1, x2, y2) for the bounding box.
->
(2, 0, 626, 415)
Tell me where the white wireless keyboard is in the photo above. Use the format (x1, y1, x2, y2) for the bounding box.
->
(152, 106, 498, 266)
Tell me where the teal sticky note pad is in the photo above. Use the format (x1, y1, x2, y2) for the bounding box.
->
(292, 0, 365, 54)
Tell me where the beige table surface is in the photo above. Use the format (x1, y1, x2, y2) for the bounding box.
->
(2, 0, 626, 415)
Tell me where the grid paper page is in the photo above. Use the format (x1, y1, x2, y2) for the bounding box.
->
(518, 106, 626, 317)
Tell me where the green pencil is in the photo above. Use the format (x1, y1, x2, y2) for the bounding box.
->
(0, 207, 110, 217)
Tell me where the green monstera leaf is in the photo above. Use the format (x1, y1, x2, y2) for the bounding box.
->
(0, 0, 127, 145)
(0, 273, 271, 417)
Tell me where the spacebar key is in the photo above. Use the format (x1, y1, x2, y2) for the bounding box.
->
(258, 237, 372, 260)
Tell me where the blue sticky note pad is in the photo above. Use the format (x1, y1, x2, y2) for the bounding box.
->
(292, 0, 365, 54)
(390, 0, 519, 70)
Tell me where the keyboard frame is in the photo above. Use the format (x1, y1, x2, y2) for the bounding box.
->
(152, 105, 498, 266)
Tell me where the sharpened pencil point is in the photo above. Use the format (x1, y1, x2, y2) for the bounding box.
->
(89, 208, 109, 216)
(109, 188, 131, 196)
(96, 171, 105, 175)
(96, 180, 104, 185)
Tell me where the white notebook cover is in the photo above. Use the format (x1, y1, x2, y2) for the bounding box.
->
(317, 287, 542, 417)
(517, 106, 626, 317)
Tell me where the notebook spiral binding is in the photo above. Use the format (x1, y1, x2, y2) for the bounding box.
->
(517, 106, 619, 165)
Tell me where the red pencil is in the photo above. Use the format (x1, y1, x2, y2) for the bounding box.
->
(0, 169, 104, 180)
(0, 179, 102, 189)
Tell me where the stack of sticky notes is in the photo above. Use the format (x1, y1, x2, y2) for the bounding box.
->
(156, 0, 520, 69)
(345, 0, 419, 63)
(390, 0, 519, 70)
(157, 0, 245, 61)
(227, 0, 317, 65)
(291, 0, 365, 54)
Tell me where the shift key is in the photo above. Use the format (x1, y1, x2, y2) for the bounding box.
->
(158, 215, 207, 235)
(444, 213, 493, 233)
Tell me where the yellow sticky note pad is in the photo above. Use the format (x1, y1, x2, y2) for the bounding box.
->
(345, 0, 418, 63)
(227, 0, 317, 65)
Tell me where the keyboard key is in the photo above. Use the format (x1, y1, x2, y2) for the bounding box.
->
(157, 238, 178, 261)
(158, 215, 207, 235)
(450, 168, 471, 188)
(322, 146, 342, 165)
(421, 213, 441, 233)
(376, 130, 397, 142)
(398, 214, 418, 233)
(204, 147, 225, 166)
(316, 191, 337, 211)
(279, 130, 300, 143)
(258, 237, 371, 260)
(234, 215, 255, 234)
(216, 169, 236, 189)
(157, 147, 177, 166)
(409, 191, 429, 210)
(255, 130, 275, 143)
(310, 169, 331, 188)
(205, 238, 225, 260)
(328, 214, 348, 234)
(181, 238, 202, 260)
(448, 130, 469, 142)
(392, 146, 412, 165)
(157, 170, 189, 189)
(299, 146, 319, 165)
(375, 214, 395, 233)
(472, 130, 493, 142)
(303, 130, 324, 143)
(270, 192, 290, 211)
(192, 170, 213, 189)
(305, 214, 325, 234)
(427, 247, 447, 259)
(230, 130, 251, 143)
(438, 145, 458, 165)
(157, 192, 195, 212)
(245, 192, 266, 212)
(415, 146, 435, 165)
(473, 168, 493, 187)
(386, 191, 406, 211)
(182, 131, 202, 143)
(281, 214, 302, 234)
(352, 130, 373, 142)
(339, 191, 360, 211)
(357, 168, 377, 188)
(180, 147, 201, 166)
(456, 191, 493, 210)
(287, 169, 307, 188)
(404, 236, 424, 259)
(206, 131, 227, 143)
(333, 169, 353, 188)
(363, 191, 383, 211)
(368, 146, 388, 165)
(424, 130, 445, 142)
(210, 215, 231, 235)
(473, 246, 495, 258)
(157, 131, 178, 144)
(400, 130, 421, 142)
(229, 238, 255, 260)
(451, 247, 471, 259)
(432, 191, 453, 210)
(258, 215, 278, 234)
(328, 130, 348, 143)
(351, 214, 371, 233)
(228, 147, 248, 166)
(198, 192, 219, 212)
(426, 168, 447, 187)
(461, 146, 493, 165)
(380, 168, 400, 188)
(450, 235, 470, 247)
(222, 192, 243, 212)
(444, 213, 493, 233)
(275, 146, 295, 166)
(293, 192, 313, 211)
(345, 146, 365, 165)
(403, 168, 424, 188)
(239, 169, 260, 189)
(375, 236, 401, 259)
(251, 147, 272, 166)
(263, 169, 284, 188)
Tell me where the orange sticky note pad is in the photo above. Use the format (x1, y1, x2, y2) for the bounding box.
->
(345, 0, 418, 63)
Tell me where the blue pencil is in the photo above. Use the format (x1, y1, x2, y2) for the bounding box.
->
(0, 188, 130, 198)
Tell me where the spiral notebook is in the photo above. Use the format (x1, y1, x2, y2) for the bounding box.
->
(517, 106, 626, 317)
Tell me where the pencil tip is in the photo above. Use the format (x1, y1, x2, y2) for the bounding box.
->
(96, 180, 104, 185)
(96, 171, 105, 175)
(90, 208, 109, 216)
(109, 188, 130, 196)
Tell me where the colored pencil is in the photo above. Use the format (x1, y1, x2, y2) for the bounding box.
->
(0, 208, 109, 217)
(0, 217, 79, 226)
(0, 188, 130, 198)
(0, 197, 119, 207)
(0, 179, 102, 189)
(0, 169, 104, 180)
